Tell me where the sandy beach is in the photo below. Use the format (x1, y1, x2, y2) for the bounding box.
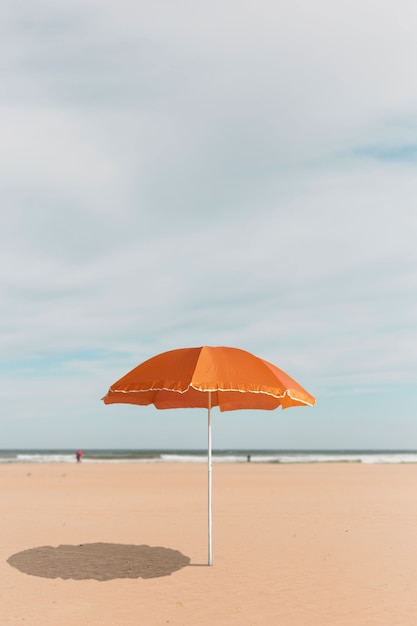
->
(2, 462, 417, 625)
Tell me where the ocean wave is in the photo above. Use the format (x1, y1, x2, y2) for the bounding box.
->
(1, 450, 417, 464)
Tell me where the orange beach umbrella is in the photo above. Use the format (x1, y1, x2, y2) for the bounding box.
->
(102, 346, 315, 564)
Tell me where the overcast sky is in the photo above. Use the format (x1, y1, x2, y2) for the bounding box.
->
(1, 0, 416, 450)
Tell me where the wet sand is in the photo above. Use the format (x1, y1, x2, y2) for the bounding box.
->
(1, 462, 417, 625)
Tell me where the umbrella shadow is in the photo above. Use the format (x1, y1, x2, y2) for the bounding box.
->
(7, 543, 191, 581)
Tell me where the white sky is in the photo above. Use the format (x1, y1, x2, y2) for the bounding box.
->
(1, 0, 417, 449)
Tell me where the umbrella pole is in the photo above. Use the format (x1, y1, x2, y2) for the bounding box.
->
(208, 391, 213, 566)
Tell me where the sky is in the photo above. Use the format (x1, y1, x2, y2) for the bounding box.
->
(1, 0, 416, 450)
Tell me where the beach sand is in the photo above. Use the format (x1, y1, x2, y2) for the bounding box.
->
(1, 462, 417, 625)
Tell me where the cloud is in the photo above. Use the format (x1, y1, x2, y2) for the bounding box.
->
(1, 0, 417, 447)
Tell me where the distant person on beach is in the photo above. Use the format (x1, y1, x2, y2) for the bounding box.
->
(247, 454, 251, 462)
(76, 450, 83, 463)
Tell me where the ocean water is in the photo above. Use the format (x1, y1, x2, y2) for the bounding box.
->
(0, 449, 417, 464)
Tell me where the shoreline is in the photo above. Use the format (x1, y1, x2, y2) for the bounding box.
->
(2, 448, 417, 465)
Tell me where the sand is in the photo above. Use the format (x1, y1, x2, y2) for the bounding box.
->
(1, 462, 417, 625)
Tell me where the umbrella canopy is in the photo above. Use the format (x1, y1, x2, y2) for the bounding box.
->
(102, 346, 315, 564)
(103, 345, 315, 410)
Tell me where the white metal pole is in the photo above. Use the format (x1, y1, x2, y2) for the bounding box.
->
(208, 391, 213, 566)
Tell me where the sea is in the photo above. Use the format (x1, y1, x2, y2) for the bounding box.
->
(1, 449, 417, 464)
